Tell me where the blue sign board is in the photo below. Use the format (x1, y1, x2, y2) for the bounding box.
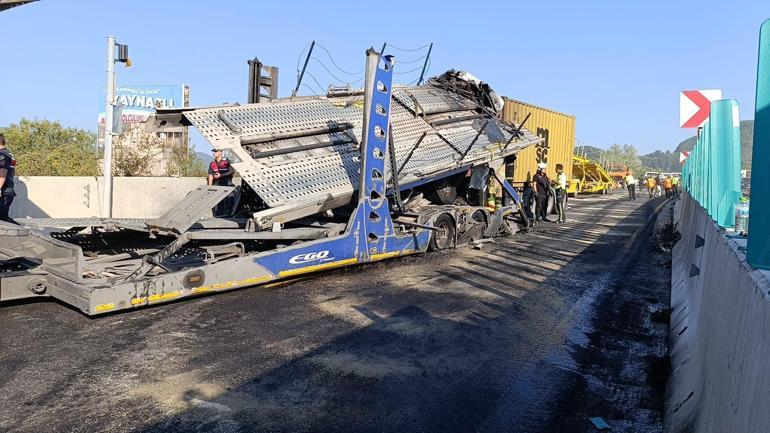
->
(98, 84, 185, 124)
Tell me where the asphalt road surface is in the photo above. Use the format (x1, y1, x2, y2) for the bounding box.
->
(0, 192, 672, 433)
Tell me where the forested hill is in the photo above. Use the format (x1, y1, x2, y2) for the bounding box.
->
(674, 120, 754, 169)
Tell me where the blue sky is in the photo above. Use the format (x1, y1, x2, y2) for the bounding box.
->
(0, 0, 767, 154)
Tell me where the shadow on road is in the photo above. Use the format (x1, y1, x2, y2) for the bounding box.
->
(129, 197, 669, 433)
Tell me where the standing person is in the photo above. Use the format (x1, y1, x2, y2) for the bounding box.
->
(208, 150, 234, 186)
(0, 134, 17, 224)
(671, 176, 680, 198)
(663, 176, 673, 198)
(624, 172, 637, 201)
(521, 180, 535, 227)
(646, 175, 657, 198)
(208, 149, 235, 216)
(533, 163, 552, 223)
(467, 165, 490, 207)
(554, 163, 567, 223)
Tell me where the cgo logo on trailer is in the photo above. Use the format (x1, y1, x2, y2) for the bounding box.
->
(288, 250, 333, 265)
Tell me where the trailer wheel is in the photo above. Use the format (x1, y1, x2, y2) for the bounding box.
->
(571, 184, 580, 198)
(471, 209, 487, 226)
(428, 214, 456, 251)
(469, 209, 488, 241)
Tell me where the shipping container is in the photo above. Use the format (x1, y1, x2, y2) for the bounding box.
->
(501, 98, 576, 188)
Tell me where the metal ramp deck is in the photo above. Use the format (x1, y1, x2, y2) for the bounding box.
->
(174, 85, 542, 228)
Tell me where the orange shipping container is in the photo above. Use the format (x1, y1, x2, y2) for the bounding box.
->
(501, 98, 576, 185)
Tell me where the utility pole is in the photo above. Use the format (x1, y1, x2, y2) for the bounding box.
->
(103, 35, 116, 219)
(102, 36, 130, 218)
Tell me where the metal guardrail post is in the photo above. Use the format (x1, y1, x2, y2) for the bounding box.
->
(748, 19, 770, 269)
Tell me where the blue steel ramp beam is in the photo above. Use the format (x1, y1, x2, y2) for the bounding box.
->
(252, 50, 430, 278)
(748, 19, 770, 269)
(359, 50, 397, 260)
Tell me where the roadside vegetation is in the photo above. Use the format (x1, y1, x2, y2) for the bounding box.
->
(0, 118, 205, 177)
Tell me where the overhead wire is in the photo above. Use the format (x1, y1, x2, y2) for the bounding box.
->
(392, 55, 428, 65)
(313, 42, 363, 75)
(293, 41, 433, 96)
(295, 42, 312, 82)
(407, 57, 432, 85)
(300, 83, 321, 97)
(303, 71, 330, 95)
(386, 43, 432, 52)
(395, 64, 427, 75)
(309, 57, 364, 84)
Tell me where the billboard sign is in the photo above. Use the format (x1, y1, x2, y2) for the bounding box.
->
(98, 84, 185, 124)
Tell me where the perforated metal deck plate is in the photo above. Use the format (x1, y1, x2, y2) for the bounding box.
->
(182, 85, 542, 215)
(392, 86, 477, 115)
(17, 218, 146, 229)
(146, 185, 234, 234)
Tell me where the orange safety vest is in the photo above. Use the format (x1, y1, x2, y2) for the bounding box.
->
(646, 177, 656, 188)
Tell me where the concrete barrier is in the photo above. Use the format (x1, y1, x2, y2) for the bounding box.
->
(9, 176, 207, 219)
(667, 193, 770, 432)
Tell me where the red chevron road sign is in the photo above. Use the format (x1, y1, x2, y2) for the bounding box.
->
(680, 89, 722, 128)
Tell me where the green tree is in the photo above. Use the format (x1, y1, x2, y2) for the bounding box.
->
(111, 128, 160, 176)
(640, 150, 679, 172)
(0, 118, 99, 176)
(165, 144, 206, 177)
(603, 143, 643, 176)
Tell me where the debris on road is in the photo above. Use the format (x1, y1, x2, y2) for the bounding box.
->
(589, 416, 612, 430)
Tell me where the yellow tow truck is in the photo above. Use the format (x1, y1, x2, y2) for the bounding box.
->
(571, 155, 617, 195)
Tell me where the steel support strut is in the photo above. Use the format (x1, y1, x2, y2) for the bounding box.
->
(359, 50, 397, 260)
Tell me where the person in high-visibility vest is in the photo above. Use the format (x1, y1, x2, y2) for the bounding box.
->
(624, 172, 637, 201)
(646, 176, 657, 198)
(671, 176, 680, 199)
(554, 163, 568, 223)
(663, 177, 673, 198)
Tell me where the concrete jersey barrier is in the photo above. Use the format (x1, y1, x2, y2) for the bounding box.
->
(9, 176, 208, 219)
(667, 193, 770, 432)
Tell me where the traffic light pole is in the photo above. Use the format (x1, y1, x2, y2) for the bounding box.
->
(103, 35, 116, 219)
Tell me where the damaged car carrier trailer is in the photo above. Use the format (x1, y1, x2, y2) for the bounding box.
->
(0, 50, 542, 316)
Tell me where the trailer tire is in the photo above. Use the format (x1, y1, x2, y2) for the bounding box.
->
(516, 204, 530, 228)
(428, 213, 456, 251)
(469, 209, 488, 241)
(471, 209, 487, 226)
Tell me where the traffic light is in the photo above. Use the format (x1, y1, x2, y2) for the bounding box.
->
(116, 43, 131, 67)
